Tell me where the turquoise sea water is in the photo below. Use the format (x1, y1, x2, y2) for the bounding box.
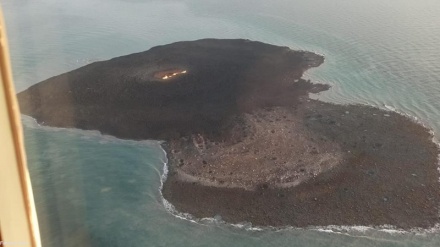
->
(3, 0, 440, 246)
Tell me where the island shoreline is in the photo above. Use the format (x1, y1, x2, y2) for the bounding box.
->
(20, 113, 440, 234)
(17, 39, 440, 229)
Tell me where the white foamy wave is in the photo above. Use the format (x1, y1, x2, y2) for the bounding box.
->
(230, 222, 264, 231)
(309, 223, 440, 236)
(384, 104, 397, 112)
(380, 229, 407, 235)
(310, 225, 371, 235)
(315, 229, 334, 233)
(157, 150, 200, 224)
(162, 197, 197, 223)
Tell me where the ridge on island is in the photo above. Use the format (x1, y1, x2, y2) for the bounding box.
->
(17, 39, 440, 229)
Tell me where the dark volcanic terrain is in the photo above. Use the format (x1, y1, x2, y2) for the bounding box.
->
(17, 39, 440, 229)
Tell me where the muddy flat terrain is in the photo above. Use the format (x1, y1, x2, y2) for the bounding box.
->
(18, 39, 440, 229)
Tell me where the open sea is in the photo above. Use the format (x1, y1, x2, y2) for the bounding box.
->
(3, 0, 440, 246)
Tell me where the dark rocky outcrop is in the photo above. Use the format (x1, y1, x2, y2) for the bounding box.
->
(18, 39, 440, 229)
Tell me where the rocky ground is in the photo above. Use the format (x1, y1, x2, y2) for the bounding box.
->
(17, 39, 440, 229)
(163, 100, 440, 228)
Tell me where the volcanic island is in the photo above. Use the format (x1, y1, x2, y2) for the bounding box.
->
(18, 39, 440, 229)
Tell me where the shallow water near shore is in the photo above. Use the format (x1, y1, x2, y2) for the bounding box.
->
(3, 0, 440, 246)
